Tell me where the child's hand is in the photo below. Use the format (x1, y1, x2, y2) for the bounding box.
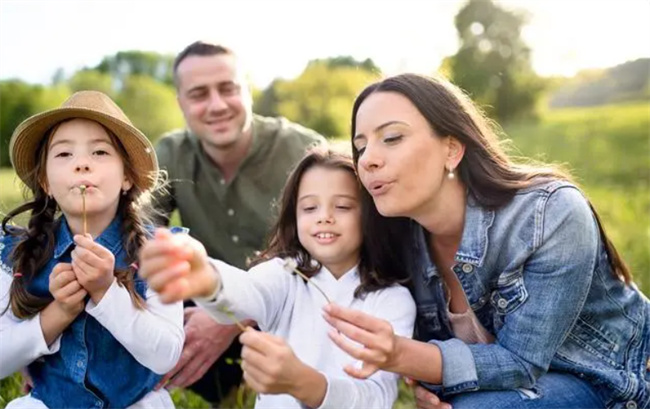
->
(239, 328, 309, 396)
(71, 234, 116, 304)
(49, 262, 88, 317)
(139, 228, 217, 303)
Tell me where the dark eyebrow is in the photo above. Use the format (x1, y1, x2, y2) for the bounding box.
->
(49, 139, 73, 149)
(298, 194, 358, 202)
(187, 80, 238, 95)
(353, 120, 409, 142)
(186, 84, 208, 95)
(50, 138, 111, 149)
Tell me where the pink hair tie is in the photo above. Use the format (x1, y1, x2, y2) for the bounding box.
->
(13, 272, 23, 278)
(130, 263, 139, 270)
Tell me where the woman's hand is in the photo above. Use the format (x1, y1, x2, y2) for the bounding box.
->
(139, 228, 217, 303)
(323, 303, 398, 379)
(405, 377, 452, 409)
(49, 262, 87, 317)
(71, 234, 115, 303)
(239, 328, 326, 407)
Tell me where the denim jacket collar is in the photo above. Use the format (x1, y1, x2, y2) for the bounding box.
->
(455, 194, 495, 267)
(416, 193, 495, 281)
(53, 216, 124, 259)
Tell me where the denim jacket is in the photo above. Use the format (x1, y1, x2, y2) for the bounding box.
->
(407, 180, 650, 409)
(0, 217, 184, 409)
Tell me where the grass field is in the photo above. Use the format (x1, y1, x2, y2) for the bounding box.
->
(1, 101, 648, 408)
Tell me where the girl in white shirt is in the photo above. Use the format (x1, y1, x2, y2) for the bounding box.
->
(140, 148, 416, 409)
(0, 91, 184, 409)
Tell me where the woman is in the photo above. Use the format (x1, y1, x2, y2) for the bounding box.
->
(322, 73, 649, 409)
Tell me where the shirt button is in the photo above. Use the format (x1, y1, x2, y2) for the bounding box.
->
(227, 209, 235, 216)
(77, 360, 84, 368)
(626, 401, 637, 409)
(232, 235, 239, 243)
(497, 298, 508, 309)
(461, 264, 474, 273)
(220, 179, 226, 185)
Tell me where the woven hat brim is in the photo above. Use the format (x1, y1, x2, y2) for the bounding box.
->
(10, 107, 158, 191)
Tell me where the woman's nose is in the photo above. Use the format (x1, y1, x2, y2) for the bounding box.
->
(75, 163, 90, 172)
(358, 145, 383, 171)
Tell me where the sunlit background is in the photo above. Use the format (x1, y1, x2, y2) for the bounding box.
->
(0, 1, 649, 408)
(1, 0, 649, 86)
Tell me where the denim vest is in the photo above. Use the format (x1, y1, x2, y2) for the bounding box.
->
(0, 217, 161, 409)
(407, 180, 650, 409)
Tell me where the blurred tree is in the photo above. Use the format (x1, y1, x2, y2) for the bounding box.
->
(274, 62, 379, 137)
(309, 56, 380, 73)
(68, 69, 115, 96)
(254, 79, 284, 117)
(449, 0, 545, 122)
(549, 59, 650, 108)
(0, 81, 69, 168)
(51, 68, 66, 86)
(116, 75, 184, 142)
(94, 51, 175, 88)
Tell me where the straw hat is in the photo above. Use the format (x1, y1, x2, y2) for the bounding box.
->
(9, 90, 158, 191)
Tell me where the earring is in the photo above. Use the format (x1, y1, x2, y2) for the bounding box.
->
(122, 190, 128, 196)
(447, 167, 455, 180)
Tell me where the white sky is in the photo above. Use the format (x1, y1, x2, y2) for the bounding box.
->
(0, 0, 648, 88)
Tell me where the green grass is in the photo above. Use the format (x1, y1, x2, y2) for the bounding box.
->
(0, 101, 648, 408)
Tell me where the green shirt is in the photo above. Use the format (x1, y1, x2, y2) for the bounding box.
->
(153, 115, 326, 268)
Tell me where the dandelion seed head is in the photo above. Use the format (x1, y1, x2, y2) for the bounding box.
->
(281, 257, 298, 272)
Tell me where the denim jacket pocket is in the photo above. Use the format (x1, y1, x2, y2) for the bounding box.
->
(491, 272, 529, 315)
(565, 316, 623, 369)
(491, 271, 528, 331)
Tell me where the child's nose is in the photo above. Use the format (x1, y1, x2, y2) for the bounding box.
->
(317, 211, 334, 224)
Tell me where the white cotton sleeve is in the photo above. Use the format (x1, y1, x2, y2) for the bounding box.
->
(85, 280, 184, 374)
(194, 258, 294, 331)
(317, 285, 416, 409)
(0, 271, 61, 379)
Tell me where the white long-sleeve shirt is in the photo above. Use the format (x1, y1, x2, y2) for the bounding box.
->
(196, 258, 416, 409)
(0, 270, 185, 380)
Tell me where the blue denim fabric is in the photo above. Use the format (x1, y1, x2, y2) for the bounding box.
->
(0, 217, 187, 409)
(407, 180, 650, 409)
(447, 372, 605, 409)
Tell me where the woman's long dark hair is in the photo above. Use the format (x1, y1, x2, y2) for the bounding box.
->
(2, 120, 155, 319)
(253, 148, 410, 297)
(350, 73, 631, 284)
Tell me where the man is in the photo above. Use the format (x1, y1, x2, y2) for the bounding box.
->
(153, 41, 326, 404)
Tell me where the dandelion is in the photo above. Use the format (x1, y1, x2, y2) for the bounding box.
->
(281, 258, 331, 304)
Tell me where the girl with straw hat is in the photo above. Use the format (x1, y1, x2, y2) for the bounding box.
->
(0, 91, 185, 409)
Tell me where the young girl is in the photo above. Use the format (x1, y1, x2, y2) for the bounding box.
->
(0, 91, 185, 409)
(139, 149, 416, 409)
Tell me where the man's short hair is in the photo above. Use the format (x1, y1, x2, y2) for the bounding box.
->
(173, 41, 236, 86)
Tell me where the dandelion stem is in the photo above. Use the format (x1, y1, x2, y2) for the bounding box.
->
(218, 306, 247, 332)
(281, 258, 331, 304)
(79, 185, 87, 235)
